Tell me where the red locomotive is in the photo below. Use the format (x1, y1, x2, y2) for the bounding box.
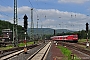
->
(51, 34, 78, 42)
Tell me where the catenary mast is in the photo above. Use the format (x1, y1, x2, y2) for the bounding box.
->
(13, 0, 18, 47)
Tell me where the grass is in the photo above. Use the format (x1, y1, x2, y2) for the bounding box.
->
(57, 45, 81, 60)
(0, 45, 13, 50)
(0, 41, 35, 50)
(18, 41, 34, 47)
(78, 39, 90, 50)
(27, 41, 34, 46)
(78, 39, 90, 43)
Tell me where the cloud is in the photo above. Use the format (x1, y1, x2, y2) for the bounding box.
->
(38, 0, 47, 1)
(0, 14, 4, 18)
(42, 19, 55, 26)
(87, 8, 90, 11)
(34, 9, 89, 30)
(58, 0, 90, 4)
(18, 6, 31, 14)
(0, 5, 31, 16)
(0, 5, 13, 12)
(0, 5, 89, 31)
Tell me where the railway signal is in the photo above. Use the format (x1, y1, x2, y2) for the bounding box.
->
(86, 23, 89, 48)
(23, 14, 28, 54)
(54, 30, 55, 35)
(86, 23, 89, 32)
(23, 14, 28, 31)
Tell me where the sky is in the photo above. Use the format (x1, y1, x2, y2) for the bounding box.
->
(0, 0, 90, 31)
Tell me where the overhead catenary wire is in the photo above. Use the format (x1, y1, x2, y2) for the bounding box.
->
(28, 0, 34, 8)
(0, 0, 13, 18)
(0, 0, 12, 7)
(28, 0, 47, 19)
(28, 0, 40, 28)
(28, 0, 39, 17)
(28, 0, 52, 28)
(0, 12, 11, 18)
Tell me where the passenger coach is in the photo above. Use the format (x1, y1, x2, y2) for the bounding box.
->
(51, 34, 78, 42)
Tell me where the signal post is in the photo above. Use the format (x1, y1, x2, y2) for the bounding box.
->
(86, 23, 89, 48)
(23, 14, 28, 54)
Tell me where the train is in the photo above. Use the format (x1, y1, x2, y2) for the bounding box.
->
(51, 34, 78, 43)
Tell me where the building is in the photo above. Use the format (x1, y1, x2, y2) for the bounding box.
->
(1, 29, 13, 42)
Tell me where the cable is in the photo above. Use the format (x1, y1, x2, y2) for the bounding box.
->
(0, 12, 12, 18)
(0, 0, 13, 18)
(28, 0, 34, 8)
(28, 0, 47, 19)
(0, 0, 12, 7)
(35, 0, 49, 21)
(28, 0, 39, 18)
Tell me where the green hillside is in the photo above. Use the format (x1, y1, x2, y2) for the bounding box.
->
(0, 20, 74, 36)
(0, 20, 25, 39)
(27, 28, 74, 36)
(1, 20, 89, 40)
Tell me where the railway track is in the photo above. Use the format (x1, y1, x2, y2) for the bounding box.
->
(60, 42, 90, 55)
(27, 42, 51, 60)
(0, 44, 38, 60)
(58, 42, 90, 60)
(78, 42, 90, 47)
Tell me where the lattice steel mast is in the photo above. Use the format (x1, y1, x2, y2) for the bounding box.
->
(30, 8, 34, 40)
(13, 0, 18, 47)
